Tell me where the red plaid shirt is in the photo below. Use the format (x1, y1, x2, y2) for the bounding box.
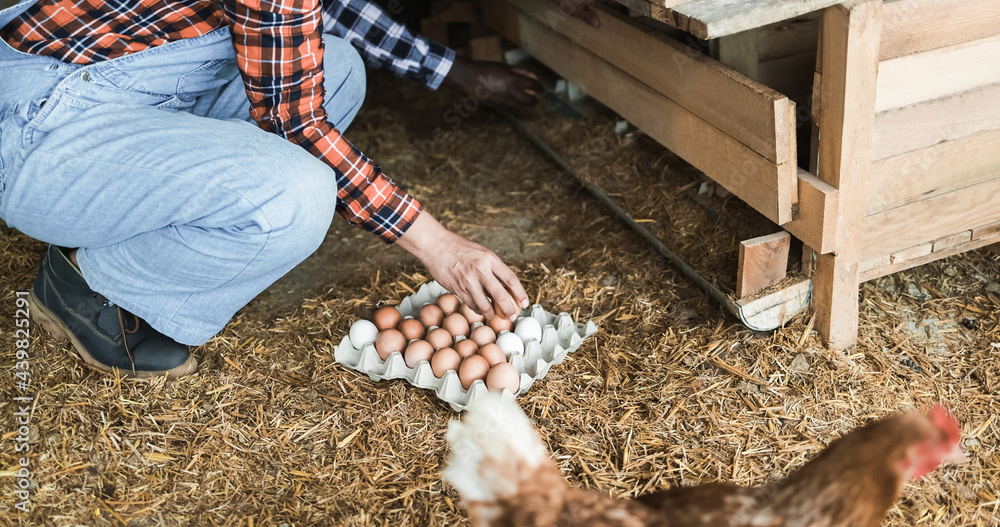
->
(1, 0, 431, 242)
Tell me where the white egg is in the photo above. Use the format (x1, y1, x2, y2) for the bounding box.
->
(496, 332, 525, 357)
(514, 317, 542, 343)
(349, 319, 379, 349)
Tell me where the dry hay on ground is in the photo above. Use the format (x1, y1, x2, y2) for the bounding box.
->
(1, 72, 998, 526)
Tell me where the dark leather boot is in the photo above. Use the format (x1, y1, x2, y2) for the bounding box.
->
(29, 245, 197, 379)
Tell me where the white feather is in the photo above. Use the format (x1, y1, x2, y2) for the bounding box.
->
(443, 394, 550, 503)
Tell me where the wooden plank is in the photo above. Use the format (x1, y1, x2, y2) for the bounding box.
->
(932, 231, 973, 252)
(784, 170, 839, 254)
(757, 12, 820, 62)
(513, 0, 796, 166)
(812, 0, 881, 350)
(665, 0, 842, 40)
(875, 34, 1000, 113)
(716, 28, 759, 79)
(881, 0, 1000, 61)
(756, 50, 817, 98)
(610, 0, 677, 22)
(737, 232, 791, 298)
(859, 254, 891, 274)
(973, 221, 1000, 241)
(862, 178, 1000, 261)
(871, 82, 1000, 161)
(868, 128, 1000, 215)
(479, 0, 521, 45)
(891, 242, 932, 264)
(860, 230, 1000, 282)
(516, 11, 797, 224)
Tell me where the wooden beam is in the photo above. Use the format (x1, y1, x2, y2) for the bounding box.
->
(875, 34, 1000, 113)
(737, 232, 791, 298)
(871, 82, 1000, 161)
(881, 0, 1000, 61)
(811, 0, 882, 350)
(868, 128, 1000, 215)
(783, 170, 839, 254)
(512, 0, 797, 167)
(516, 12, 797, 224)
(862, 177, 1000, 260)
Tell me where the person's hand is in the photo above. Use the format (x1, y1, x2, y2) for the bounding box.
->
(395, 212, 529, 321)
(442, 55, 542, 112)
(550, 0, 600, 27)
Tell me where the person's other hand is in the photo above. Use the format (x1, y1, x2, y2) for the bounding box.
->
(442, 55, 542, 112)
(395, 212, 529, 321)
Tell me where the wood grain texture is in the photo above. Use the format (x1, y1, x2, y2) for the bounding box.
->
(737, 232, 791, 298)
(871, 82, 1000, 161)
(513, 0, 796, 166)
(516, 10, 797, 224)
(875, 34, 1000, 112)
(861, 178, 1000, 261)
(811, 0, 882, 350)
(868, 128, 1000, 215)
(881, 0, 1000, 60)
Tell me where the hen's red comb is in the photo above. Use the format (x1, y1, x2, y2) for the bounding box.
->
(927, 405, 961, 447)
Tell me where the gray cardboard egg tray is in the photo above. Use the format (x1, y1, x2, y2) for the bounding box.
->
(333, 281, 599, 411)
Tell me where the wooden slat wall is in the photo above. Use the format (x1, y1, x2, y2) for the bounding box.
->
(875, 34, 1000, 113)
(868, 128, 1000, 215)
(861, 179, 1000, 261)
(881, 0, 1000, 61)
(864, 1, 1000, 270)
(870, 82, 1000, 161)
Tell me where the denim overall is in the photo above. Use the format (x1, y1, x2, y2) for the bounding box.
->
(0, 0, 366, 344)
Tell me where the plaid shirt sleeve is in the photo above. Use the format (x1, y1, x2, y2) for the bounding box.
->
(321, 0, 455, 89)
(222, 0, 421, 242)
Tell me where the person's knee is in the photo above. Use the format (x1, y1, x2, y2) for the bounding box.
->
(321, 35, 367, 129)
(260, 157, 338, 259)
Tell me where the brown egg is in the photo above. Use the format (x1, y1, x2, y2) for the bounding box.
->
(487, 315, 513, 333)
(436, 293, 461, 315)
(418, 304, 444, 328)
(443, 312, 470, 338)
(372, 306, 402, 331)
(459, 302, 485, 324)
(397, 318, 425, 341)
(486, 362, 521, 394)
(374, 329, 406, 360)
(478, 343, 506, 367)
(426, 327, 453, 350)
(458, 354, 490, 390)
(454, 338, 478, 358)
(469, 324, 496, 346)
(430, 347, 461, 377)
(404, 339, 434, 368)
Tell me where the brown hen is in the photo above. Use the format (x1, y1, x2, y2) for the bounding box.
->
(444, 395, 963, 527)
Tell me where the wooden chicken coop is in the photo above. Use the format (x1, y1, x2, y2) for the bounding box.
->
(479, 0, 1000, 349)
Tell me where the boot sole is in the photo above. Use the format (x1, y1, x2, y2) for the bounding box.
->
(29, 290, 198, 379)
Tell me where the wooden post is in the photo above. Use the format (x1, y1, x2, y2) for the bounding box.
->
(812, 0, 882, 349)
